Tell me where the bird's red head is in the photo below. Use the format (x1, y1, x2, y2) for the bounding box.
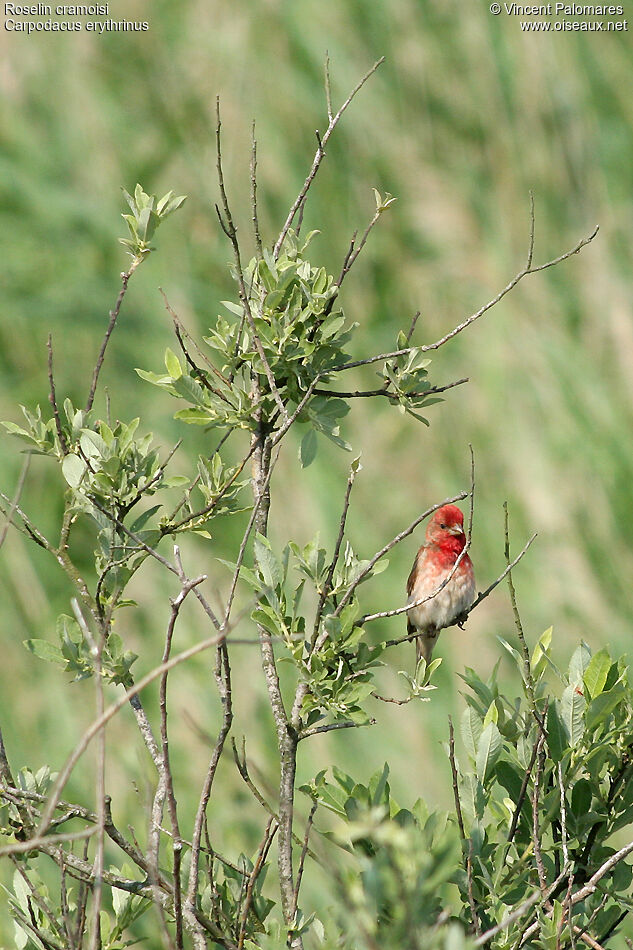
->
(425, 504, 466, 546)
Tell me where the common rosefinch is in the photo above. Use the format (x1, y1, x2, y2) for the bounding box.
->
(406, 503, 476, 665)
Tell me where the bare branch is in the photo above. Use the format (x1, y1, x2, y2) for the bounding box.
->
(215, 97, 289, 423)
(330, 220, 599, 377)
(531, 731, 549, 898)
(86, 261, 140, 412)
(526, 191, 535, 270)
(250, 121, 264, 259)
(312, 377, 469, 400)
(237, 817, 278, 950)
(186, 640, 233, 909)
(38, 595, 216, 836)
(0, 453, 31, 553)
(504, 502, 538, 716)
(571, 839, 633, 905)
(0, 826, 98, 858)
(47, 335, 68, 454)
(448, 717, 465, 840)
(299, 718, 375, 741)
(274, 57, 385, 258)
(291, 802, 317, 919)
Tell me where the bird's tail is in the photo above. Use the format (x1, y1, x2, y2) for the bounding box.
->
(411, 620, 436, 667)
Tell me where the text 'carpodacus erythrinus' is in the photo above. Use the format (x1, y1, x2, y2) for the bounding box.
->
(406, 504, 476, 665)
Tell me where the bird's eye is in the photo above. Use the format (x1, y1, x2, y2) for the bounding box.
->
(440, 523, 446, 529)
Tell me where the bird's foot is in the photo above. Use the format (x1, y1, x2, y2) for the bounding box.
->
(456, 611, 469, 629)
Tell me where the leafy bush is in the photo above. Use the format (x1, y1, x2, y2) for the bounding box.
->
(1, 66, 624, 950)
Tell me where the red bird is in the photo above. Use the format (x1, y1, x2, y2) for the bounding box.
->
(406, 504, 476, 665)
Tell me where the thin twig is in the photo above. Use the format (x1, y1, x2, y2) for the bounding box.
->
(186, 640, 233, 909)
(532, 731, 549, 898)
(0, 826, 98, 857)
(448, 717, 466, 840)
(507, 728, 541, 844)
(329, 221, 599, 378)
(312, 377, 468, 400)
(0, 453, 31, 553)
(299, 718, 375, 741)
(47, 335, 68, 454)
(291, 802, 317, 918)
(504, 502, 537, 715)
(71, 601, 106, 950)
(216, 97, 289, 424)
(237, 817, 278, 950)
(467, 840, 481, 936)
(274, 57, 385, 258)
(250, 122, 263, 259)
(86, 261, 140, 412)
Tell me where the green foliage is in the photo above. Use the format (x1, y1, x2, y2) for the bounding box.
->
(120, 184, 186, 260)
(25, 613, 138, 686)
(1, 105, 632, 950)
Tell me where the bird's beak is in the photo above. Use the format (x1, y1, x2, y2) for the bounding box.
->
(448, 524, 465, 536)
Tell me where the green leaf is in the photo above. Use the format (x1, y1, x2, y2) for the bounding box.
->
(62, 453, 88, 488)
(571, 778, 592, 819)
(299, 428, 318, 468)
(164, 348, 182, 379)
(585, 682, 626, 731)
(476, 721, 502, 782)
(560, 684, 585, 747)
(583, 648, 611, 699)
(23, 639, 65, 666)
(461, 707, 483, 762)
(547, 702, 568, 761)
(254, 533, 282, 590)
(568, 642, 591, 686)
(459, 773, 486, 820)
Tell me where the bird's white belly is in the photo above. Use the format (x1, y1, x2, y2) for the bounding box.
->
(407, 565, 475, 632)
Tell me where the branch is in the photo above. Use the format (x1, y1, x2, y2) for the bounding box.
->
(298, 718, 375, 741)
(274, 57, 385, 258)
(291, 802, 317, 919)
(571, 838, 633, 905)
(531, 731, 549, 898)
(85, 261, 140, 412)
(250, 121, 263, 259)
(215, 98, 288, 424)
(448, 717, 465, 840)
(312, 377, 468, 400)
(0, 453, 31, 554)
(504, 502, 537, 715)
(37, 605, 219, 836)
(329, 214, 599, 376)
(237, 817, 278, 950)
(186, 639, 233, 909)
(47, 335, 68, 454)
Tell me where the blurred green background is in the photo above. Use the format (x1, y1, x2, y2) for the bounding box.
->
(1, 0, 633, 943)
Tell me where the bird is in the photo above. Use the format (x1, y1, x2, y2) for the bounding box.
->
(406, 503, 476, 666)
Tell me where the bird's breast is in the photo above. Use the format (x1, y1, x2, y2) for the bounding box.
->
(407, 557, 475, 632)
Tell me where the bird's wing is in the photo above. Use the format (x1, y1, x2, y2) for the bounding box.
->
(407, 546, 424, 597)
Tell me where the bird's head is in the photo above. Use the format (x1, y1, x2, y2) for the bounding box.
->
(425, 504, 466, 545)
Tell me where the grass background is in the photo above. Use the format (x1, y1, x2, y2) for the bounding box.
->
(1, 0, 633, 943)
